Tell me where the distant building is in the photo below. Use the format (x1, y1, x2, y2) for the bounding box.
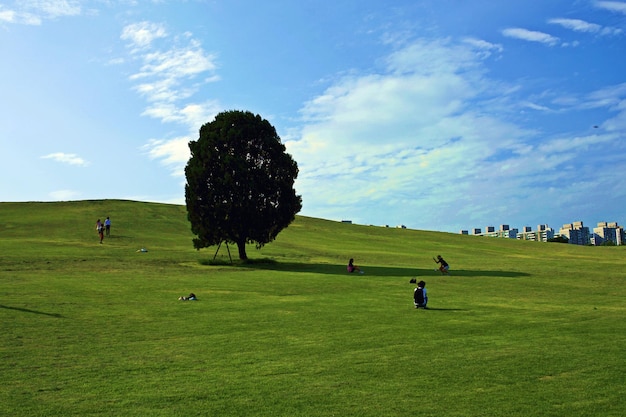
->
(501, 226, 518, 239)
(517, 224, 554, 242)
(517, 228, 537, 241)
(537, 224, 554, 241)
(593, 222, 625, 246)
(462, 219, 626, 245)
(481, 224, 518, 239)
(559, 221, 590, 245)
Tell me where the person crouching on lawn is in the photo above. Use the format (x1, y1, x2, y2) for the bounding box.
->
(433, 255, 449, 275)
(412, 279, 428, 309)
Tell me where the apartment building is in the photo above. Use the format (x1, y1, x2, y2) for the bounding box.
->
(592, 222, 625, 246)
(482, 224, 519, 239)
(558, 221, 590, 245)
(517, 224, 554, 242)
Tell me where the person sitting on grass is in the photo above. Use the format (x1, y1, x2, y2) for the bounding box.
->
(411, 279, 428, 309)
(347, 258, 364, 274)
(433, 255, 449, 275)
(179, 293, 197, 301)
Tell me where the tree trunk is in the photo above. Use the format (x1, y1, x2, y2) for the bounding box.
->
(237, 240, 248, 260)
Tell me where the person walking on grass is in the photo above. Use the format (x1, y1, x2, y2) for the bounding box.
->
(96, 219, 104, 244)
(104, 216, 111, 237)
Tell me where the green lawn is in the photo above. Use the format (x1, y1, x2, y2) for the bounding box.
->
(1, 200, 625, 416)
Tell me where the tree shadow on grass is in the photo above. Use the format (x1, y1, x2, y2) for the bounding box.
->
(444, 269, 530, 278)
(0, 304, 64, 318)
(243, 262, 530, 279)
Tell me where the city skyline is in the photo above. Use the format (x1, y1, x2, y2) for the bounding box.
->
(460, 218, 625, 245)
(460, 218, 624, 234)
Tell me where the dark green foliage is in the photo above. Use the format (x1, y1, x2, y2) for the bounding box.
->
(185, 110, 302, 259)
(548, 235, 569, 243)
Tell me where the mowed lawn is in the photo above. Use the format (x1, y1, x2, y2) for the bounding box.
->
(1, 200, 625, 416)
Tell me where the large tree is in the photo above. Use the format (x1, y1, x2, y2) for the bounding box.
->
(185, 110, 302, 260)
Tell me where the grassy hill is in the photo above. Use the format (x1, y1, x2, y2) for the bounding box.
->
(1, 200, 625, 416)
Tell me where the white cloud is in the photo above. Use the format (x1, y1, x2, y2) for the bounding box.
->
(24, 0, 81, 18)
(140, 100, 221, 176)
(603, 104, 626, 131)
(600, 26, 623, 36)
(0, 9, 16, 23)
(121, 21, 167, 50)
(49, 189, 81, 200)
(139, 41, 216, 79)
(548, 18, 601, 33)
(595, 1, 626, 14)
(142, 137, 190, 177)
(584, 83, 626, 131)
(121, 22, 219, 120)
(177, 101, 221, 130)
(0, 0, 80, 25)
(502, 28, 559, 46)
(41, 152, 89, 166)
(462, 37, 503, 57)
(284, 36, 626, 230)
(133, 78, 188, 103)
(548, 17, 622, 36)
(142, 100, 220, 127)
(288, 38, 533, 226)
(129, 41, 218, 104)
(522, 101, 552, 112)
(543, 133, 618, 155)
(0, 8, 41, 25)
(118, 21, 222, 176)
(582, 82, 626, 109)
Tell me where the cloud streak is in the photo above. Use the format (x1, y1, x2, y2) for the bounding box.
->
(548, 17, 622, 36)
(595, 1, 626, 14)
(121, 21, 167, 50)
(41, 152, 89, 166)
(501, 28, 560, 46)
(549, 18, 601, 33)
(0, 0, 80, 25)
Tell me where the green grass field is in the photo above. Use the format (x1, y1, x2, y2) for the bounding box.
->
(1, 200, 625, 416)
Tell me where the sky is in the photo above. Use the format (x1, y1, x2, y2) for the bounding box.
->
(1, 0, 625, 233)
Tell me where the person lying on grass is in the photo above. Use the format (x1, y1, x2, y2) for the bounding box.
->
(179, 293, 197, 301)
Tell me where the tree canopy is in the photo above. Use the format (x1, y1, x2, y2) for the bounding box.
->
(184, 110, 302, 260)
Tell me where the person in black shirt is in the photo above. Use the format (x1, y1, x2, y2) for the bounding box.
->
(433, 255, 449, 275)
(413, 280, 428, 309)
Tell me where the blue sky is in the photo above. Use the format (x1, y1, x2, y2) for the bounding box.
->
(1, 0, 625, 233)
